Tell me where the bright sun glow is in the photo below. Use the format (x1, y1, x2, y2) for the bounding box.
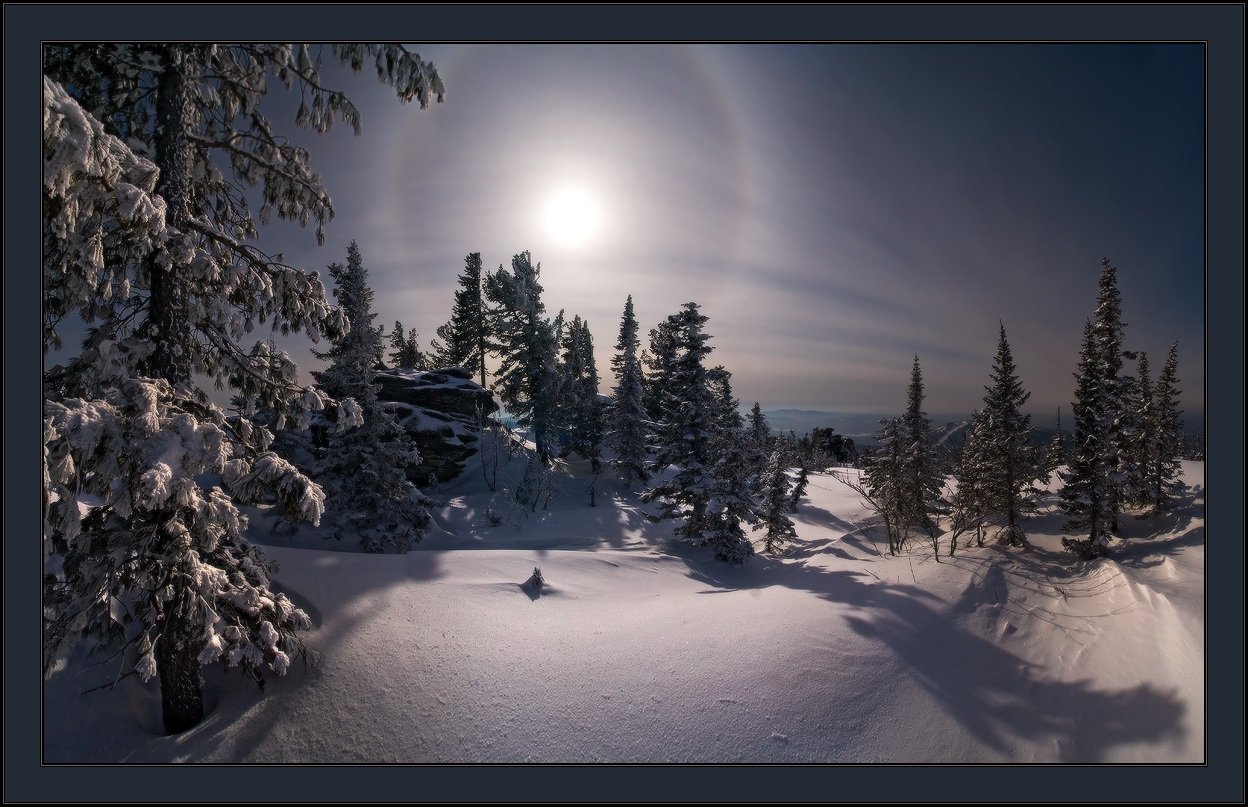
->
(542, 187, 601, 248)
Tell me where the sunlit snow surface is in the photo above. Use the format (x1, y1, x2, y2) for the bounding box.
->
(44, 461, 1204, 763)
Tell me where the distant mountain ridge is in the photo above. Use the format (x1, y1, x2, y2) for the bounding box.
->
(763, 408, 1203, 452)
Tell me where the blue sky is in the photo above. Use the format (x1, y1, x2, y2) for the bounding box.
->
(257, 44, 1202, 418)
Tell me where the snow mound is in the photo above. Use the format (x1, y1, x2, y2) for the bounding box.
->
(44, 463, 1205, 763)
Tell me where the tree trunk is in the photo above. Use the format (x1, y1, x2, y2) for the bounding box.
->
(156, 592, 205, 734)
(143, 45, 195, 384)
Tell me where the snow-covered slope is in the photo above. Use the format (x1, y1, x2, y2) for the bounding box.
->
(43, 462, 1205, 763)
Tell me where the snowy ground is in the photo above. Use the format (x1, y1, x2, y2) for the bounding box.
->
(43, 460, 1205, 763)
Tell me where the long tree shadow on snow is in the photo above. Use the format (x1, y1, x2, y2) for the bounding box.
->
(675, 545, 1187, 762)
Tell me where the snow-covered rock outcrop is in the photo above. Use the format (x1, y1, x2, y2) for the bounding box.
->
(376, 367, 498, 485)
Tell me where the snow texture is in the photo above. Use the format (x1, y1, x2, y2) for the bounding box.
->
(44, 458, 1205, 763)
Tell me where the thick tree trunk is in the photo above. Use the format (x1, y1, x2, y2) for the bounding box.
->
(156, 592, 205, 734)
(143, 45, 195, 384)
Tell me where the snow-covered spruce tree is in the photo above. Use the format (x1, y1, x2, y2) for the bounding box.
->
(1122, 351, 1154, 508)
(607, 295, 649, 486)
(642, 303, 719, 545)
(1091, 256, 1130, 533)
(434, 252, 488, 386)
(1060, 320, 1113, 557)
(42, 44, 442, 734)
(746, 401, 772, 488)
(978, 323, 1040, 548)
(642, 318, 680, 423)
(1041, 407, 1066, 482)
(388, 321, 425, 370)
(759, 447, 798, 554)
(948, 409, 991, 555)
(863, 417, 908, 555)
(901, 356, 944, 540)
(708, 366, 744, 434)
(484, 251, 561, 464)
(704, 433, 759, 564)
(311, 242, 432, 553)
(557, 315, 604, 472)
(1148, 341, 1185, 514)
(788, 462, 810, 513)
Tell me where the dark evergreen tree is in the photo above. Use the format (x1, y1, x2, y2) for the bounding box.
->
(484, 251, 561, 463)
(748, 402, 770, 446)
(759, 448, 798, 553)
(948, 409, 991, 554)
(788, 463, 810, 513)
(607, 295, 649, 485)
(704, 435, 759, 564)
(642, 319, 679, 423)
(558, 315, 604, 472)
(1091, 257, 1129, 533)
(978, 323, 1040, 548)
(901, 355, 944, 536)
(40, 44, 442, 733)
(434, 252, 488, 386)
(1042, 407, 1066, 481)
(1124, 351, 1154, 507)
(1061, 320, 1113, 556)
(1148, 341, 1185, 513)
(642, 303, 718, 544)
(312, 242, 433, 553)
(746, 401, 772, 486)
(863, 416, 908, 555)
(708, 366, 743, 433)
(388, 321, 424, 370)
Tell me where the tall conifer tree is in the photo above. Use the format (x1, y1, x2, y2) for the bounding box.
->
(484, 251, 560, 463)
(977, 323, 1039, 547)
(1061, 320, 1113, 555)
(40, 43, 442, 733)
(607, 295, 649, 485)
(313, 243, 432, 553)
(435, 252, 488, 386)
(1148, 342, 1185, 514)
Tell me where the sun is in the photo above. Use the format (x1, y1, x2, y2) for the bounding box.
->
(542, 186, 601, 249)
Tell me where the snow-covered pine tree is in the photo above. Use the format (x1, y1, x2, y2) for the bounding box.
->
(748, 402, 770, 446)
(642, 302, 718, 544)
(1148, 341, 1185, 514)
(642, 318, 679, 423)
(1123, 351, 1154, 508)
(1091, 257, 1130, 533)
(788, 462, 810, 513)
(557, 315, 604, 472)
(759, 447, 798, 554)
(484, 251, 561, 464)
(434, 252, 488, 386)
(863, 416, 908, 555)
(978, 323, 1040, 548)
(948, 409, 990, 554)
(41, 44, 442, 734)
(311, 242, 432, 552)
(746, 401, 772, 490)
(1060, 320, 1113, 557)
(1042, 407, 1066, 482)
(708, 367, 744, 434)
(388, 321, 424, 370)
(901, 355, 944, 539)
(704, 433, 759, 564)
(607, 295, 649, 486)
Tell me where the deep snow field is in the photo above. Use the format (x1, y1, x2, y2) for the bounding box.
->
(43, 456, 1206, 764)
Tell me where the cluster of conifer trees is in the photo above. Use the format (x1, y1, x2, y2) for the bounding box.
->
(860, 258, 1185, 560)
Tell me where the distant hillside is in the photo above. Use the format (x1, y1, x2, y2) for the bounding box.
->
(762, 410, 887, 444)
